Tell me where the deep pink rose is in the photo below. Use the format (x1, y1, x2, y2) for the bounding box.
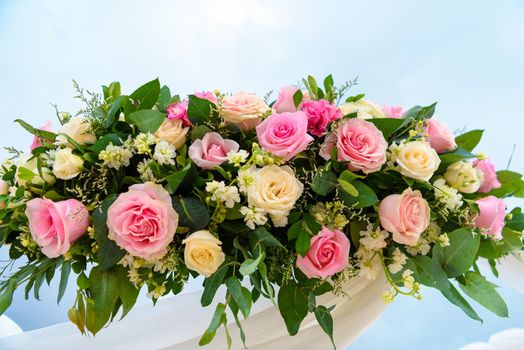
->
(426, 118, 456, 153)
(107, 182, 178, 260)
(256, 111, 314, 161)
(25, 198, 89, 258)
(475, 196, 505, 239)
(320, 118, 387, 173)
(301, 99, 343, 137)
(379, 188, 430, 246)
(274, 86, 299, 113)
(473, 158, 502, 193)
(30, 121, 53, 151)
(381, 105, 405, 119)
(189, 132, 239, 169)
(166, 100, 191, 127)
(194, 91, 218, 104)
(296, 227, 350, 279)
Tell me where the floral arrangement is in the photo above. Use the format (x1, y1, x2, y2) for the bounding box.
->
(0, 75, 523, 348)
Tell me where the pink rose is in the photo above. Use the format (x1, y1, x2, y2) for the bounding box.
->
(25, 198, 89, 258)
(301, 99, 343, 137)
(256, 111, 314, 161)
(30, 121, 53, 151)
(107, 182, 179, 260)
(426, 118, 456, 153)
(475, 196, 505, 239)
(166, 100, 191, 127)
(379, 188, 430, 246)
(381, 105, 405, 119)
(220, 92, 269, 130)
(194, 91, 218, 104)
(320, 118, 388, 173)
(473, 158, 502, 193)
(296, 227, 350, 279)
(189, 132, 239, 169)
(274, 86, 299, 113)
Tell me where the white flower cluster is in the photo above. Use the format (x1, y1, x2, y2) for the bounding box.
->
(133, 133, 156, 154)
(239, 206, 268, 230)
(237, 167, 256, 194)
(99, 142, 133, 170)
(227, 150, 249, 167)
(206, 180, 241, 208)
(137, 159, 157, 183)
(355, 225, 389, 280)
(388, 248, 408, 274)
(433, 178, 463, 213)
(153, 141, 177, 166)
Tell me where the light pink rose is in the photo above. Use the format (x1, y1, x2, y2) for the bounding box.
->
(381, 105, 405, 119)
(194, 91, 218, 104)
(301, 99, 343, 137)
(473, 158, 502, 193)
(25, 198, 89, 258)
(379, 188, 430, 246)
(475, 196, 505, 239)
(256, 111, 314, 161)
(221, 92, 269, 130)
(426, 118, 457, 153)
(320, 118, 388, 173)
(30, 121, 53, 151)
(107, 182, 178, 260)
(166, 100, 191, 127)
(296, 227, 350, 279)
(189, 132, 239, 169)
(274, 86, 299, 113)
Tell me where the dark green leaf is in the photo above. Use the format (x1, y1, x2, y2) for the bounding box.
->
(157, 85, 172, 112)
(296, 230, 311, 257)
(252, 226, 285, 249)
(93, 195, 126, 270)
(239, 252, 265, 277)
(311, 170, 337, 196)
(187, 95, 216, 125)
(226, 277, 252, 319)
(87, 134, 122, 153)
(190, 125, 213, 141)
(199, 303, 226, 346)
(0, 280, 16, 315)
(165, 164, 193, 194)
(339, 180, 378, 208)
(278, 281, 309, 336)
(201, 263, 230, 307)
(369, 118, 404, 139)
(433, 228, 480, 278)
(14, 119, 56, 141)
(172, 196, 210, 232)
(287, 220, 304, 241)
(106, 95, 129, 128)
(293, 90, 303, 108)
(126, 110, 166, 133)
(129, 78, 161, 111)
(459, 271, 508, 317)
(315, 306, 336, 349)
(455, 130, 484, 152)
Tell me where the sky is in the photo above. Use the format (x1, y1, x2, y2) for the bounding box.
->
(1, 0, 524, 349)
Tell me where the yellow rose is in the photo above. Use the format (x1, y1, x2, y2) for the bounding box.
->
(394, 141, 441, 182)
(247, 165, 303, 227)
(220, 92, 269, 130)
(53, 148, 84, 180)
(154, 119, 189, 149)
(444, 161, 483, 193)
(56, 117, 96, 147)
(15, 155, 56, 188)
(183, 230, 225, 277)
(339, 99, 385, 119)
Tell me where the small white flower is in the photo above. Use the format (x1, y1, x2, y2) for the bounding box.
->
(220, 185, 241, 208)
(153, 141, 177, 166)
(355, 246, 381, 280)
(359, 225, 389, 251)
(437, 233, 450, 247)
(133, 133, 156, 154)
(406, 237, 431, 256)
(227, 149, 249, 167)
(433, 178, 463, 212)
(388, 248, 407, 274)
(99, 142, 133, 170)
(239, 206, 268, 230)
(402, 269, 416, 290)
(206, 180, 226, 200)
(237, 166, 256, 194)
(137, 159, 157, 182)
(381, 290, 395, 304)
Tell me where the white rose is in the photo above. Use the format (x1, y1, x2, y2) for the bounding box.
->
(15, 154, 56, 188)
(183, 230, 225, 277)
(339, 99, 385, 119)
(444, 161, 483, 193)
(154, 119, 189, 149)
(394, 141, 441, 182)
(56, 117, 96, 147)
(220, 92, 270, 130)
(247, 165, 303, 227)
(53, 148, 84, 180)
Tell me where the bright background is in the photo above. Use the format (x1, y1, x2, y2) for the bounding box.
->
(1, 0, 524, 349)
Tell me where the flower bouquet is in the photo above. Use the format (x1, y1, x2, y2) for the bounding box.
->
(0, 75, 522, 348)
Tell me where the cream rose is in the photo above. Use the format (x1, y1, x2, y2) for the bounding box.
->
(56, 117, 96, 147)
(154, 118, 189, 149)
(247, 165, 303, 227)
(183, 230, 225, 277)
(15, 154, 55, 188)
(444, 161, 483, 193)
(53, 148, 84, 180)
(220, 92, 270, 130)
(393, 141, 441, 182)
(339, 99, 386, 119)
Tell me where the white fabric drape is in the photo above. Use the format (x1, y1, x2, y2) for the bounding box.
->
(0, 274, 388, 350)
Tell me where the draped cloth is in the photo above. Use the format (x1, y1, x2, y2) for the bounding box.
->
(0, 273, 388, 349)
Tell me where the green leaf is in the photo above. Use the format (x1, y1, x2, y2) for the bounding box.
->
(105, 95, 129, 128)
(296, 230, 311, 257)
(489, 170, 524, 198)
(315, 306, 336, 349)
(304, 214, 322, 235)
(57, 261, 71, 304)
(293, 89, 303, 108)
(433, 228, 480, 278)
(345, 93, 365, 103)
(239, 252, 265, 276)
(0, 279, 16, 315)
(278, 281, 309, 336)
(438, 148, 477, 171)
(199, 303, 226, 346)
(369, 118, 404, 139)
(338, 179, 358, 196)
(187, 95, 215, 125)
(190, 125, 213, 141)
(172, 196, 210, 232)
(126, 110, 166, 133)
(157, 85, 172, 112)
(287, 220, 304, 241)
(201, 263, 230, 307)
(455, 130, 484, 152)
(339, 169, 365, 183)
(459, 271, 509, 317)
(14, 119, 56, 141)
(311, 170, 338, 196)
(129, 78, 161, 111)
(87, 134, 122, 154)
(93, 195, 126, 270)
(441, 283, 482, 322)
(165, 164, 193, 194)
(226, 277, 252, 319)
(506, 208, 524, 231)
(252, 226, 285, 249)
(339, 180, 378, 208)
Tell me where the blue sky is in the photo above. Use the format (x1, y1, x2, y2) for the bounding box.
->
(1, 1, 524, 349)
